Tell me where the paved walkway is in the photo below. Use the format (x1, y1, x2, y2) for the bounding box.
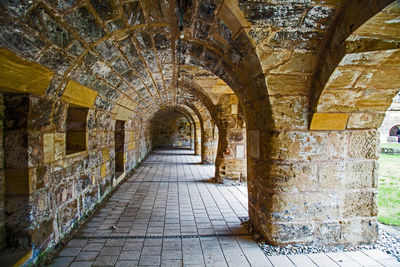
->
(50, 149, 400, 267)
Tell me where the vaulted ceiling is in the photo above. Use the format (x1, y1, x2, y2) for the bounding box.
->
(0, 0, 396, 124)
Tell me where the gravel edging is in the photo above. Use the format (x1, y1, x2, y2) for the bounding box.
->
(239, 218, 400, 262)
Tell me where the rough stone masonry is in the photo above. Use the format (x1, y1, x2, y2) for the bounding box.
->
(0, 0, 399, 265)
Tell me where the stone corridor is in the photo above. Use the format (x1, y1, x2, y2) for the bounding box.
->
(49, 150, 400, 267)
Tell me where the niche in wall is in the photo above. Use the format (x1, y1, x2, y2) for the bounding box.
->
(3, 93, 31, 250)
(66, 107, 88, 155)
(115, 120, 125, 177)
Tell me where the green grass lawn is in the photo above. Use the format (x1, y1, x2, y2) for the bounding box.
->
(380, 142, 400, 149)
(378, 153, 400, 225)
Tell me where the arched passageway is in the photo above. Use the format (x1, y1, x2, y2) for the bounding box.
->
(151, 108, 194, 150)
(0, 0, 399, 265)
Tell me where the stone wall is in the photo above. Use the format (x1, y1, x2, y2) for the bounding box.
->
(0, 93, 151, 260)
(151, 110, 192, 149)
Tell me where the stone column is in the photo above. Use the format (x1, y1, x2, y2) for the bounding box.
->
(214, 94, 247, 182)
(249, 128, 379, 245)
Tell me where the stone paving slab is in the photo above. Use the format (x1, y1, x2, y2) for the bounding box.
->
(49, 149, 400, 267)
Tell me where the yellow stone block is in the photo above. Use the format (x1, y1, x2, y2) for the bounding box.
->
(130, 132, 135, 142)
(91, 173, 96, 185)
(128, 142, 136, 151)
(102, 148, 110, 162)
(61, 80, 98, 107)
(0, 48, 54, 95)
(115, 105, 132, 121)
(310, 113, 349, 131)
(55, 133, 65, 142)
(43, 133, 55, 164)
(54, 133, 65, 161)
(28, 167, 36, 193)
(229, 94, 238, 104)
(101, 163, 107, 178)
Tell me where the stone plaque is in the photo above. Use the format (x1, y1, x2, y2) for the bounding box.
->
(236, 144, 245, 158)
(231, 104, 238, 114)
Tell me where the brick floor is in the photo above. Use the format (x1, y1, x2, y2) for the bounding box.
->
(49, 149, 400, 267)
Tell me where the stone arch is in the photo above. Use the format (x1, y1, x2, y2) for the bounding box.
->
(310, 0, 395, 112)
(389, 125, 400, 136)
(149, 106, 196, 149)
(389, 125, 400, 142)
(311, 2, 400, 131)
(175, 104, 203, 155)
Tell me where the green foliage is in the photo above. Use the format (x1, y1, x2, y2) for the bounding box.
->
(378, 154, 400, 225)
(381, 143, 400, 149)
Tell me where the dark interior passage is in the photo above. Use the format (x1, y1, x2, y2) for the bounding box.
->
(115, 120, 125, 177)
(151, 109, 192, 149)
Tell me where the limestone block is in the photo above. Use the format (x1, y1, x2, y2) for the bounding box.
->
(260, 193, 306, 222)
(264, 131, 348, 161)
(327, 131, 350, 159)
(43, 133, 54, 164)
(348, 130, 379, 159)
(316, 89, 364, 113)
(325, 67, 364, 90)
(310, 113, 349, 130)
(101, 163, 107, 178)
(339, 50, 389, 67)
(347, 113, 385, 129)
(61, 80, 98, 108)
(303, 193, 340, 220)
(343, 160, 377, 189)
(259, 50, 292, 73)
(314, 222, 341, 245)
(267, 74, 310, 96)
(270, 52, 318, 74)
(318, 162, 344, 190)
(54, 133, 65, 161)
(270, 96, 308, 130)
(354, 88, 400, 112)
(342, 190, 377, 218)
(0, 48, 54, 95)
(340, 218, 378, 245)
(258, 162, 318, 193)
(264, 222, 315, 244)
(385, 49, 400, 69)
(102, 148, 110, 162)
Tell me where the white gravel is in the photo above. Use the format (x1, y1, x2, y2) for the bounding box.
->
(239, 218, 400, 262)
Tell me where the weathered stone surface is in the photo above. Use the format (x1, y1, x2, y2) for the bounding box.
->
(343, 161, 377, 189)
(318, 162, 344, 190)
(259, 163, 318, 193)
(342, 190, 377, 218)
(0, 0, 396, 261)
(348, 130, 379, 159)
(340, 218, 378, 245)
(265, 222, 315, 244)
(66, 6, 105, 43)
(347, 113, 386, 129)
